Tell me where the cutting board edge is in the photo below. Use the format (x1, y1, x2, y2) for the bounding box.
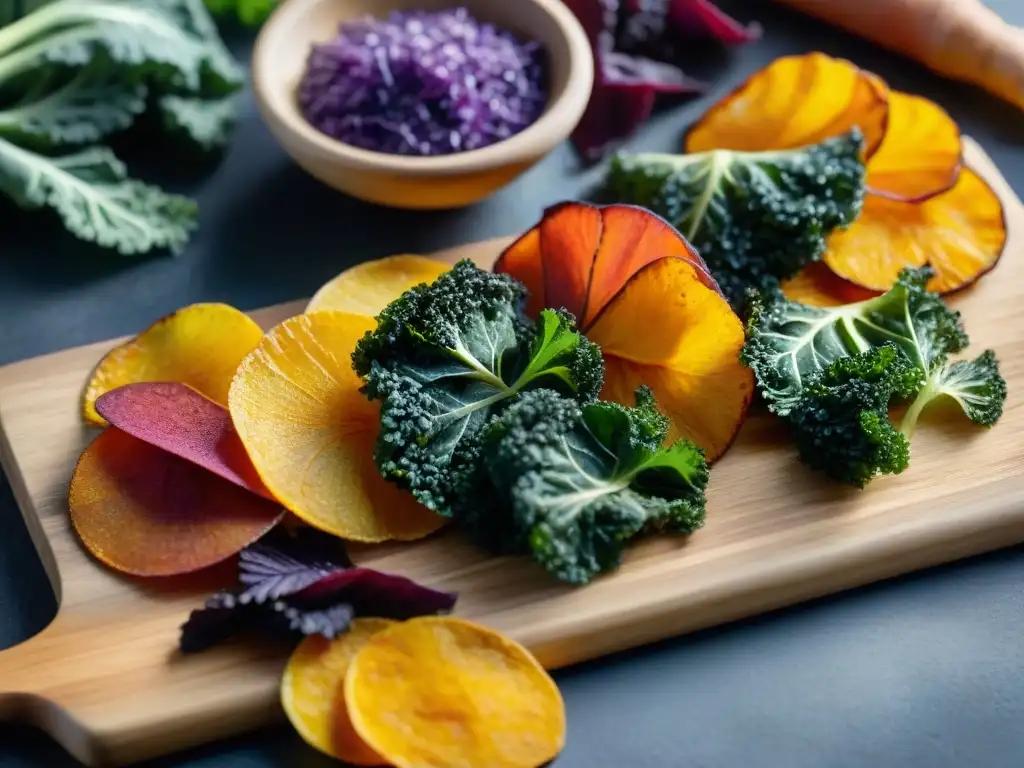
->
(3, 489, 1022, 768)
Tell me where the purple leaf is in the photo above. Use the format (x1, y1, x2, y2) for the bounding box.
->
(236, 526, 351, 604)
(602, 52, 706, 92)
(561, 0, 758, 163)
(664, 0, 762, 45)
(178, 528, 457, 653)
(292, 568, 459, 619)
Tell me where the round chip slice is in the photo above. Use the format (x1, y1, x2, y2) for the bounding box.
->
(229, 311, 444, 543)
(345, 617, 566, 768)
(823, 167, 1006, 294)
(82, 303, 263, 426)
(69, 428, 284, 577)
(306, 255, 449, 315)
(282, 618, 394, 765)
(781, 263, 879, 308)
(683, 53, 889, 157)
(864, 87, 962, 202)
(589, 258, 752, 459)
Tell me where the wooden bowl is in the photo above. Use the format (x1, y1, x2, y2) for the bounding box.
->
(252, 0, 594, 209)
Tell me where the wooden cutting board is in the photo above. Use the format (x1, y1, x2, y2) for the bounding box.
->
(2, 137, 1023, 767)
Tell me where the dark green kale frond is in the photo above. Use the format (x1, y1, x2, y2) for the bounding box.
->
(457, 387, 709, 585)
(741, 265, 969, 417)
(602, 131, 866, 309)
(353, 260, 604, 514)
(742, 265, 1008, 486)
(899, 349, 1007, 437)
(787, 345, 921, 487)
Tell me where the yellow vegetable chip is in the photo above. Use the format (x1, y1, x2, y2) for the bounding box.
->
(281, 618, 394, 765)
(345, 616, 566, 768)
(229, 311, 444, 543)
(82, 303, 263, 426)
(306, 255, 449, 315)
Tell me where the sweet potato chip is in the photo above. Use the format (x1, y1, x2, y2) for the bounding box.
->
(305, 255, 449, 316)
(82, 303, 263, 426)
(281, 618, 394, 765)
(495, 202, 749, 461)
(496, 202, 718, 324)
(229, 311, 445, 543)
(683, 53, 889, 157)
(589, 257, 752, 458)
(865, 88, 962, 202)
(345, 617, 565, 768)
(95, 382, 273, 499)
(69, 429, 284, 577)
(781, 263, 879, 308)
(824, 167, 1006, 294)
(494, 226, 546, 318)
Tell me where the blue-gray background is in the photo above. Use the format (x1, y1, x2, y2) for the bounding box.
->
(2, 1, 1023, 766)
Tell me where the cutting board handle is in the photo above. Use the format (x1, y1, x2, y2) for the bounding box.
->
(0, 636, 41, 721)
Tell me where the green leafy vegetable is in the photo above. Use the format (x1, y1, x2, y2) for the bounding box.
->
(158, 92, 237, 151)
(204, 0, 276, 26)
(600, 131, 866, 308)
(453, 387, 708, 585)
(0, 140, 197, 253)
(786, 345, 919, 487)
(0, 0, 244, 255)
(900, 349, 1007, 437)
(742, 266, 1007, 486)
(352, 259, 605, 515)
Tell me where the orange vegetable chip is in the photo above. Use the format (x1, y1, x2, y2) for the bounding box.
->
(590, 258, 752, 458)
(683, 53, 889, 157)
(495, 202, 750, 461)
(69, 428, 284, 577)
(229, 311, 444, 543)
(345, 617, 565, 768)
(82, 303, 263, 426)
(824, 167, 1006, 294)
(781, 263, 879, 308)
(281, 618, 394, 765)
(865, 87, 962, 202)
(306, 255, 450, 316)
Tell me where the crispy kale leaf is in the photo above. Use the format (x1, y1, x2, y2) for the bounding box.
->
(742, 266, 1007, 486)
(601, 131, 865, 308)
(454, 387, 708, 585)
(353, 260, 604, 514)
(787, 345, 920, 487)
(900, 349, 1007, 437)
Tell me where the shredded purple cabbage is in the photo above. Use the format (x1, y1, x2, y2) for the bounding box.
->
(298, 7, 549, 156)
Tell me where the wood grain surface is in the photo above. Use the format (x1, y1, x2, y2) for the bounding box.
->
(1, 138, 1022, 767)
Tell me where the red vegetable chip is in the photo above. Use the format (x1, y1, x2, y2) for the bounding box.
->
(95, 382, 274, 500)
(69, 429, 285, 577)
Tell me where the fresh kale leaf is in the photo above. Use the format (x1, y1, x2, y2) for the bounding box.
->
(600, 131, 866, 308)
(0, 63, 146, 150)
(157, 92, 237, 151)
(353, 260, 605, 515)
(742, 266, 1007, 486)
(0, 140, 197, 254)
(0, 0, 244, 255)
(455, 387, 709, 585)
